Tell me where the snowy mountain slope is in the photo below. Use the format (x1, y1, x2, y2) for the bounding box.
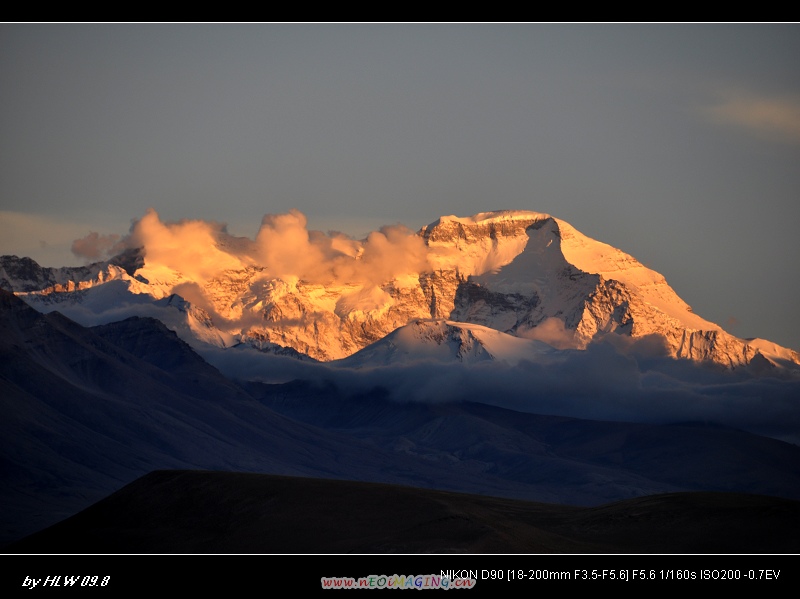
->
(0, 249, 142, 293)
(1, 210, 797, 369)
(336, 319, 556, 367)
(421, 212, 793, 368)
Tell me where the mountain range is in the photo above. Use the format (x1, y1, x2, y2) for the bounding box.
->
(3, 210, 798, 369)
(2, 209, 799, 551)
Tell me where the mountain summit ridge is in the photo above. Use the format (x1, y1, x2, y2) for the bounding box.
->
(1, 209, 797, 369)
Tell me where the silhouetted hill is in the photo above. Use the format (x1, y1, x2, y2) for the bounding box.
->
(10, 470, 800, 554)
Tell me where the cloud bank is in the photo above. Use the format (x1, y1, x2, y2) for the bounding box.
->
(200, 336, 800, 446)
(73, 208, 432, 286)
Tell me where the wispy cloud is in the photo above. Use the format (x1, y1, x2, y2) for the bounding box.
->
(703, 91, 800, 143)
(71, 232, 124, 261)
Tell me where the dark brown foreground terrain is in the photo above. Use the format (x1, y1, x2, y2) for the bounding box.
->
(7, 470, 800, 554)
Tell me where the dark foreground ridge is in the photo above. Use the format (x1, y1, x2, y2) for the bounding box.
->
(4, 286, 800, 554)
(9, 470, 800, 554)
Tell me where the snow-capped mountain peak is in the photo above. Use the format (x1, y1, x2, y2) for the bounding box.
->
(1, 210, 796, 369)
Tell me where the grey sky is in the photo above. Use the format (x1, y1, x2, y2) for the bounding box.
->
(1, 23, 798, 349)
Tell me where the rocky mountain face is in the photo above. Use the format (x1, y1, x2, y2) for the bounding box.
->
(2, 211, 797, 369)
(0, 249, 143, 293)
